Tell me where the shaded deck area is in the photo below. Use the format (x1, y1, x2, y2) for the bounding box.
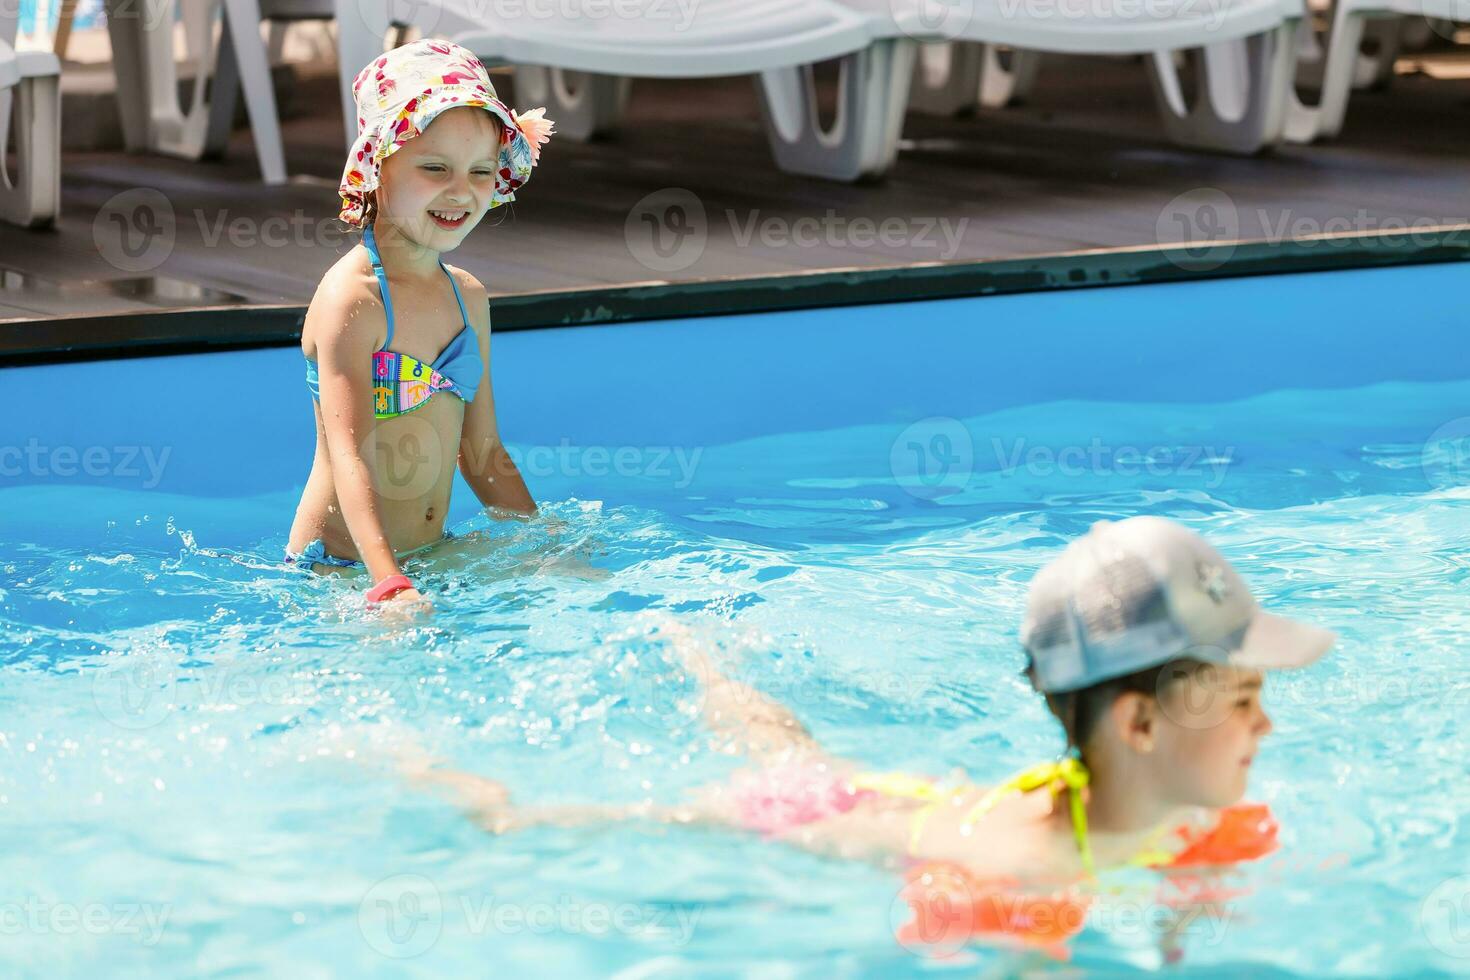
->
(2, 46, 1470, 327)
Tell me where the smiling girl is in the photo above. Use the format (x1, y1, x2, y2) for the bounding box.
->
(286, 40, 554, 605)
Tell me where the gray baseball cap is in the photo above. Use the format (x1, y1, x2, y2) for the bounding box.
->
(1021, 516, 1334, 693)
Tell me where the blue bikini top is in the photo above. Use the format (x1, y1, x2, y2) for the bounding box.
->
(305, 224, 483, 417)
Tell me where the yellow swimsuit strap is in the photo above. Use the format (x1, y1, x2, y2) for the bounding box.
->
(849, 770, 960, 856)
(854, 757, 1099, 874)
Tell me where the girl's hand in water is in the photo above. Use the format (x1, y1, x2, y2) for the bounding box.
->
(381, 587, 434, 618)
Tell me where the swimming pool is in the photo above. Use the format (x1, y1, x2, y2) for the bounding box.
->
(3, 259, 1469, 976)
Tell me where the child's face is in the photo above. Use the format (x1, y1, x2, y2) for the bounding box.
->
(376, 107, 504, 248)
(1147, 665, 1272, 809)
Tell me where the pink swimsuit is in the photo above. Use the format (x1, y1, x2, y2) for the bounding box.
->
(728, 762, 876, 835)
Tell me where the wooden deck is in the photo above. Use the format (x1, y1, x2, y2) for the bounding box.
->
(3, 48, 1470, 322)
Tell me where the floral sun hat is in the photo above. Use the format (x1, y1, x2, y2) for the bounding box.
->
(339, 38, 555, 228)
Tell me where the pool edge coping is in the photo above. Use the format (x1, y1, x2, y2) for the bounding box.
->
(4, 224, 1468, 365)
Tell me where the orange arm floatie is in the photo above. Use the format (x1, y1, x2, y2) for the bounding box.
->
(896, 804, 1280, 958)
(898, 864, 1092, 960)
(1166, 803, 1280, 868)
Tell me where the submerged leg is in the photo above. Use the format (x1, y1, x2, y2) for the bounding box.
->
(659, 622, 826, 766)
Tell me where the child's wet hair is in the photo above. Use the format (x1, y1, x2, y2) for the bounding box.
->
(1024, 657, 1212, 763)
(354, 189, 379, 231)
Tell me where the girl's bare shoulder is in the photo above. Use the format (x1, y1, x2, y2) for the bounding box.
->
(302, 245, 386, 353)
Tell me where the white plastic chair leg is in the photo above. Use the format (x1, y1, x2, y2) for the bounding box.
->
(908, 41, 982, 115)
(333, 0, 385, 150)
(511, 66, 630, 141)
(138, 0, 286, 183)
(979, 46, 1041, 108)
(1350, 18, 1400, 89)
(222, 0, 286, 182)
(1146, 22, 1299, 154)
(909, 42, 1041, 116)
(1295, 12, 1400, 90)
(755, 38, 916, 182)
(266, 19, 288, 63)
(143, 0, 223, 156)
(103, 0, 152, 151)
(1284, 6, 1370, 141)
(0, 60, 62, 228)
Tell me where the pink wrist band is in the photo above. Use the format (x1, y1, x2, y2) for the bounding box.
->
(366, 575, 413, 603)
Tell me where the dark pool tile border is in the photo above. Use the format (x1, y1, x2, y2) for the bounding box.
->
(4, 226, 1469, 365)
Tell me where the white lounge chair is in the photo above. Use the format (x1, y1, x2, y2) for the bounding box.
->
(101, 0, 329, 184)
(0, 0, 62, 226)
(908, 44, 1044, 115)
(872, 0, 1308, 154)
(1286, 0, 1459, 141)
(395, 0, 1307, 185)
(332, 0, 916, 181)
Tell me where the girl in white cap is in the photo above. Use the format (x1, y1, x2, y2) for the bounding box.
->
(398, 517, 1333, 953)
(286, 40, 554, 607)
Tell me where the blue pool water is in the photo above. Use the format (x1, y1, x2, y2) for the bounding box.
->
(15, 0, 104, 36)
(2, 262, 1469, 976)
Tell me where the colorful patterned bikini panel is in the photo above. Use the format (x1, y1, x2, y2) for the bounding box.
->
(372, 350, 462, 418)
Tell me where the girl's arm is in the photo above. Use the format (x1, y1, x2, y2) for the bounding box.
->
(456, 280, 536, 516)
(312, 290, 413, 590)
